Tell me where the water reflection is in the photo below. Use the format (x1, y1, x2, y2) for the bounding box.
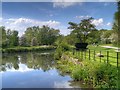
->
(1, 51, 56, 72)
(1, 51, 81, 88)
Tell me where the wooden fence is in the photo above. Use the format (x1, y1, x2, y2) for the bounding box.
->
(72, 49, 119, 68)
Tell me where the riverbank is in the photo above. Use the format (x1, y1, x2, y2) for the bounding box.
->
(56, 52, 118, 88)
(1, 45, 56, 53)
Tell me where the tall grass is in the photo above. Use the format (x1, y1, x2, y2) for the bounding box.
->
(57, 57, 118, 88)
(56, 45, 118, 88)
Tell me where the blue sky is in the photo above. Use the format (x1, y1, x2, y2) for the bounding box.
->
(1, 2, 117, 36)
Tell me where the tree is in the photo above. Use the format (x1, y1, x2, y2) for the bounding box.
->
(100, 30, 112, 44)
(87, 29, 101, 44)
(6, 29, 19, 47)
(31, 37, 38, 46)
(0, 27, 19, 48)
(25, 27, 34, 46)
(24, 25, 60, 46)
(19, 35, 27, 46)
(0, 26, 7, 48)
(68, 17, 96, 43)
(112, 2, 120, 46)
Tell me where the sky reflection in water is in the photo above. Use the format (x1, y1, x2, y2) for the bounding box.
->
(1, 52, 77, 88)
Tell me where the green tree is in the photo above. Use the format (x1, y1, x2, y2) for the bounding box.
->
(68, 17, 96, 43)
(25, 27, 34, 46)
(24, 25, 60, 46)
(19, 35, 27, 46)
(31, 37, 38, 46)
(100, 30, 112, 44)
(6, 29, 19, 47)
(112, 2, 120, 46)
(0, 26, 7, 48)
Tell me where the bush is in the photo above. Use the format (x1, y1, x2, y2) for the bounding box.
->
(93, 64, 117, 88)
(54, 42, 72, 60)
(54, 46, 63, 60)
(72, 66, 89, 81)
(57, 56, 118, 88)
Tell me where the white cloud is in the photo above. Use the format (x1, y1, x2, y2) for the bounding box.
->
(100, 0, 116, 1)
(107, 22, 111, 26)
(104, 3, 109, 6)
(1, 18, 60, 36)
(49, 14, 53, 17)
(91, 18, 104, 26)
(0, 18, 2, 26)
(76, 15, 91, 19)
(52, 0, 83, 8)
(75, 16, 104, 27)
(57, 26, 70, 36)
(75, 17, 104, 27)
(53, 2, 77, 8)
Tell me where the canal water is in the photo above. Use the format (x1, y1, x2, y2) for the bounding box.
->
(1, 51, 81, 88)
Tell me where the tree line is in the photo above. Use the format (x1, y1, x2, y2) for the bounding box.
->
(0, 9, 119, 48)
(1, 25, 60, 48)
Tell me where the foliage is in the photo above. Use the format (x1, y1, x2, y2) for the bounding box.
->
(68, 17, 96, 43)
(25, 25, 60, 46)
(54, 41, 73, 60)
(1, 25, 60, 48)
(112, 6, 120, 46)
(100, 30, 113, 44)
(19, 35, 27, 46)
(0, 27, 19, 48)
(57, 55, 118, 88)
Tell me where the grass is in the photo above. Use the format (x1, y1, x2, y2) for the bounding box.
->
(56, 44, 119, 88)
(2, 46, 56, 53)
(99, 44, 113, 47)
(56, 58, 118, 88)
(67, 45, 119, 66)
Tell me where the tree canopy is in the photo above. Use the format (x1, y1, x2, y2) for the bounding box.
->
(68, 17, 96, 43)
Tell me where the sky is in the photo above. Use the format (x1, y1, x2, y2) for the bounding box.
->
(1, 1, 118, 36)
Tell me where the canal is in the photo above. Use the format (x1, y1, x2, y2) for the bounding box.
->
(1, 51, 81, 88)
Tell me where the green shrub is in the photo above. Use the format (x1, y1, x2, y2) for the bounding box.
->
(54, 46, 63, 60)
(54, 42, 72, 60)
(72, 65, 90, 82)
(93, 64, 117, 88)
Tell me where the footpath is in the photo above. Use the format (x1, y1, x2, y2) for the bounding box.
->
(101, 46, 120, 52)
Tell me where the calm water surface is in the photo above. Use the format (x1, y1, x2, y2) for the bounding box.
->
(1, 51, 81, 88)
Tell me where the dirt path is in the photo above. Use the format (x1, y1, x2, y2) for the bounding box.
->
(101, 46, 120, 52)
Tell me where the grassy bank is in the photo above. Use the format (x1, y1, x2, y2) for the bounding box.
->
(55, 44, 118, 88)
(56, 53, 118, 88)
(2, 46, 56, 53)
(71, 45, 119, 66)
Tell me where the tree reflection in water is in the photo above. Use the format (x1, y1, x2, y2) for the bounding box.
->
(1, 51, 56, 72)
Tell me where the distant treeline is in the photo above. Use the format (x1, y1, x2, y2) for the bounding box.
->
(0, 11, 119, 48)
(1, 25, 60, 48)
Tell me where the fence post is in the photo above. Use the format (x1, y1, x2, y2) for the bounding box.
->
(89, 49, 90, 60)
(80, 50, 81, 58)
(117, 52, 118, 68)
(73, 49, 74, 55)
(82, 51, 83, 60)
(100, 51, 101, 62)
(76, 50, 77, 57)
(94, 50, 95, 61)
(107, 51, 109, 64)
(85, 50, 86, 60)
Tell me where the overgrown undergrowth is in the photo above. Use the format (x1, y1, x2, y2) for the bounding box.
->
(56, 53, 118, 88)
